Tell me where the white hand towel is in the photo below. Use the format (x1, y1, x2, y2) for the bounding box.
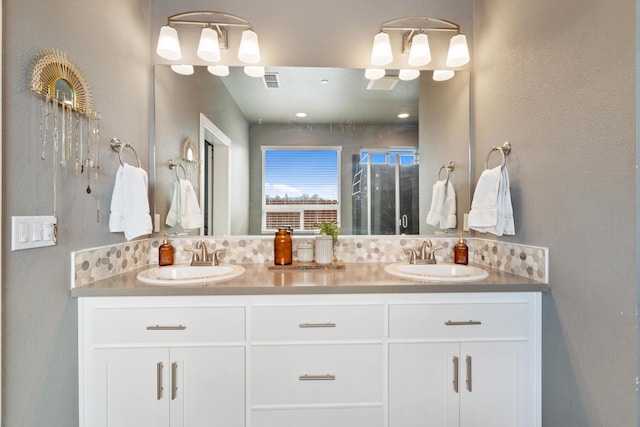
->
(442, 180, 457, 229)
(426, 179, 457, 229)
(469, 166, 515, 236)
(426, 180, 445, 227)
(109, 163, 153, 240)
(166, 178, 203, 230)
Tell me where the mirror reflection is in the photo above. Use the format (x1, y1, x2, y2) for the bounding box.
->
(153, 65, 470, 236)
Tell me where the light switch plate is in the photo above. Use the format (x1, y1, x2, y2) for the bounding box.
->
(11, 216, 57, 251)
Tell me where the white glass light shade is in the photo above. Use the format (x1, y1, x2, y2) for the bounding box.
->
(433, 69, 455, 81)
(446, 34, 470, 67)
(238, 29, 261, 64)
(244, 66, 265, 78)
(197, 27, 221, 62)
(370, 32, 393, 66)
(408, 33, 431, 67)
(170, 64, 194, 75)
(364, 69, 385, 80)
(207, 65, 230, 77)
(156, 25, 182, 60)
(399, 69, 420, 81)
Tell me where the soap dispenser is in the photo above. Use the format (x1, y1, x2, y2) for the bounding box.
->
(454, 233, 468, 265)
(158, 233, 175, 266)
(274, 228, 293, 265)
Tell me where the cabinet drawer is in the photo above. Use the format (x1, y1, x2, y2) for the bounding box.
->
(251, 344, 383, 405)
(251, 406, 384, 427)
(389, 302, 530, 340)
(250, 305, 383, 342)
(91, 306, 245, 345)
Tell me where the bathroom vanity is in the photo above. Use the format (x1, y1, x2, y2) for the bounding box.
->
(75, 263, 545, 427)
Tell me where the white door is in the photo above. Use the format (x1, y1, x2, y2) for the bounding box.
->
(459, 341, 532, 427)
(91, 348, 170, 427)
(170, 346, 245, 427)
(389, 342, 460, 427)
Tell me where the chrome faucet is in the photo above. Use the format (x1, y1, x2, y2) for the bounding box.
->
(404, 240, 443, 264)
(190, 240, 226, 266)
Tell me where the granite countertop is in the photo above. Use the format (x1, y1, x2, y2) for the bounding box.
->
(70, 262, 549, 297)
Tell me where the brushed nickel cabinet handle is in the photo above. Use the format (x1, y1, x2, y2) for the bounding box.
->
(157, 362, 164, 400)
(171, 362, 178, 400)
(147, 324, 187, 331)
(453, 356, 459, 393)
(445, 320, 482, 326)
(466, 356, 473, 392)
(299, 374, 336, 381)
(299, 322, 337, 328)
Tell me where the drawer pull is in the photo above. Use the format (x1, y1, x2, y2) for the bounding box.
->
(466, 356, 473, 392)
(299, 322, 336, 329)
(445, 320, 482, 326)
(146, 324, 187, 331)
(156, 362, 164, 400)
(299, 374, 336, 381)
(452, 356, 459, 393)
(171, 362, 178, 400)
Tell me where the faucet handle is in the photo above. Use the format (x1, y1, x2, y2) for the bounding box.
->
(212, 249, 226, 266)
(404, 248, 417, 264)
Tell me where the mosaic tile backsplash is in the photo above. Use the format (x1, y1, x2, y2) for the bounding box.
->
(71, 235, 548, 288)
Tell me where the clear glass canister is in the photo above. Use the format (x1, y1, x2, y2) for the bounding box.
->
(274, 228, 292, 265)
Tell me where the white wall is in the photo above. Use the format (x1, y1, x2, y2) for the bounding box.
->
(474, 0, 637, 425)
(3, 0, 150, 424)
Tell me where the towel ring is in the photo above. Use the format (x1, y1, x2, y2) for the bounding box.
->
(438, 162, 455, 180)
(110, 138, 141, 168)
(168, 160, 187, 180)
(484, 141, 511, 170)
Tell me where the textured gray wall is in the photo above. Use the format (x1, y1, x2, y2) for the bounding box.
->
(474, 0, 637, 425)
(3, 0, 150, 425)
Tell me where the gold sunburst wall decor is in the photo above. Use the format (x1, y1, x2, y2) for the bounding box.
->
(29, 48, 94, 115)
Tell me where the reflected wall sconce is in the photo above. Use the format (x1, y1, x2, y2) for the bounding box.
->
(368, 17, 470, 82)
(156, 11, 263, 77)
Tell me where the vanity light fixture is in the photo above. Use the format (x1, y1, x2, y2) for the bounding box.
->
(207, 65, 230, 77)
(365, 68, 386, 80)
(433, 69, 455, 81)
(156, 11, 263, 76)
(170, 64, 195, 75)
(366, 17, 469, 80)
(398, 69, 420, 81)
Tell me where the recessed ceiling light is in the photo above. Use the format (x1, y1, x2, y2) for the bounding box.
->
(320, 79, 329, 85)
(398, 113, 410, 119)
(296, 112, 307, 118)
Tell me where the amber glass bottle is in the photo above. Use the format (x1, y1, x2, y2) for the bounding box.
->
(454, 234, 468, 265)
(158, 233, 175, 266)
(274, 228, 293, 265)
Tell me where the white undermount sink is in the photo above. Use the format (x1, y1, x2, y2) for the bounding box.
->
(384, 262, 489, 282)
(137, 264, 246, 286)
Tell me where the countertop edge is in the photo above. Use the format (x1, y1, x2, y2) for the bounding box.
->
(70, 263, 549, 297)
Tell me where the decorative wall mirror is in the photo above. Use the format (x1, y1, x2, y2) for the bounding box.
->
(29, 48, 94, 114)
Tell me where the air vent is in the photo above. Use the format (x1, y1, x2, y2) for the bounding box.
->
(366, 76, 398, 91)
(263, 72, 280, 89)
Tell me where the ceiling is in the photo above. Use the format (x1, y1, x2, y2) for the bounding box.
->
(219, 66, 419, 125)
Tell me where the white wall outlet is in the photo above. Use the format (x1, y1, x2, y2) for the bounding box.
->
(11, 216, 57, 251)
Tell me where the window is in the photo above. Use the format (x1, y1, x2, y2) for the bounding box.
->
(262, 146, 341, 233)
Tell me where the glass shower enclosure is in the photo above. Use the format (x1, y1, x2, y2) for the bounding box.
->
(352, 149, 419, 235)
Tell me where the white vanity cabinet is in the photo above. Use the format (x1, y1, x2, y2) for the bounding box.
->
(388, 294, 540, 427)
(78, 292, 540, 427)
(248, 304, 385, 426)
(78, 298, 246, 427)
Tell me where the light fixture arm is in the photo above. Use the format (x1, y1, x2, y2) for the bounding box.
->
(166, 11, 252, 30)
(380, 16, 460, 34)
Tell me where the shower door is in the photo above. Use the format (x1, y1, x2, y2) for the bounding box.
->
(352, 151, 419, 235)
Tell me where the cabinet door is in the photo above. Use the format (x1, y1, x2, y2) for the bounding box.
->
(459, 341, 532, 427)
(389, 342, 460, 427)
(170, 346, 245, 427)
(90, 348, 170, 427)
